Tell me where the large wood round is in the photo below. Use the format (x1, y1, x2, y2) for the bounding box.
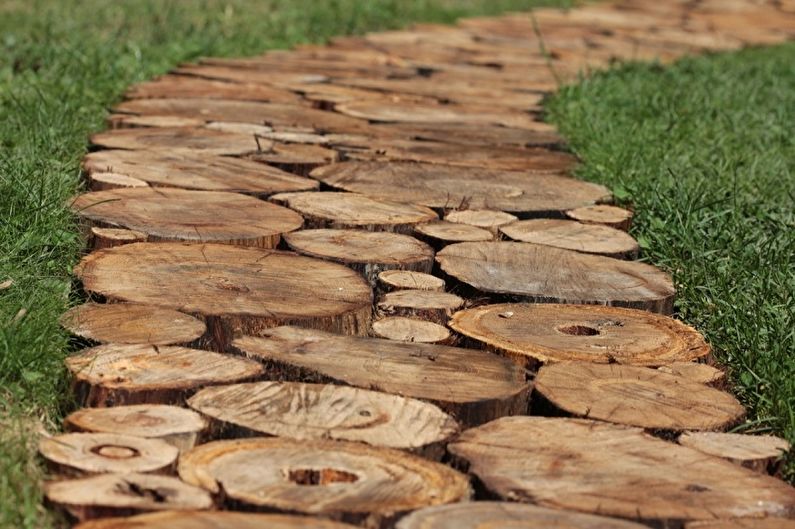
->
(377, 290, 464, 325)
(437, 242, 675, 314)
(371, 317, 452, 344)
(74, 243, 374, 348)
(448, 417, 795, 525)
(449, 303, 709, 367)
(534, 362, 745, 431)
(678, 432, 791, 473)
(378, 270, 445, 292)
(566, 204, 633, 231)
(500, 218, 639, 259)
(75, 511, 362, 529)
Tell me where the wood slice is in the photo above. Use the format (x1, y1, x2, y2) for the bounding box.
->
(178, 437, 470, 525)
(248, 142, 340, 175)
(188, 381, 459, 456)
(89, 172, 149, 191)
(91, 127, 263, 156)
(126, 75, 304, 104)
(686, 518, 795, 529)
(45, 473, 212, 521)
(534, 362, 745, 431)
(658, 362, 726, 386)
(444, 209, 518, 236)
(74, 511, 362, 529)
(311, 162, 611, 216)
(369, 122, 564, 148)
(678, 432, 791, 474)
(74, 243, 374, 348)
(377, 290, 464, 325)
(66, 344, 264, 407)
(500, 219, 640, 259)
(39, 433, 178, 476)
(233, 326, 530, 426)
(448, 417, 795, 525)
(371, 317, 452, 345)
(174, 64, 329, 87)
(91, 227, 148, 250)
(72, 187, 303, 248)
(448, 303, 709, 367)
(283, 229, 434, 288)
(109, 114, 207, 129)
(436, 242, 675, 314)
(199, 56, 417, 79)
(270, 192, 437, 234)
(566, 204, 634, 231)
(378, 270, 445, 293)
(414, 221, 493, 248)
(60, 303, 206, 346)
(64, 405, 207, 453)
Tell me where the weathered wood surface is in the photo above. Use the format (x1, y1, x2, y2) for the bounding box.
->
(89, 172, 148, 191)
(371, 317, 452, 345)
(500, 218, 639, 259)
(659, 361, 726, 386)
(90, 127, 262, 155)
(377, 290, 464, 325)
(126, 74, 305, 103)
(686, 519, 795, 529)
(378, 270, 445, 293)
(90, 227, 148, 250)
(75, 511, 362, 529)
(679, 432, 791, 474)
(415, 221, 493, 248)
(566, 204, 634, 231)
(444, 209, 518, 235)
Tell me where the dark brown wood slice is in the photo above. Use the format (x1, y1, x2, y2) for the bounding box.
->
(678, 432, 791, 474)
(500, 218, 640, 259)
(371, 317, 452, 344)
(377, 290, 464, 325)
(378, 270, 445, 293)
(74, 511, 362, 529)
(126, 74, 304, 103)
(90, 228, 148, 250)
(91, 127, 263, 155)
(566, 204, 634, 231)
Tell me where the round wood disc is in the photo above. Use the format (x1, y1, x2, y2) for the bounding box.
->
(500, 219, 639, 259)
(415, 221, 492, 246)
(74, 511, 362, 529)
(449, 303, 710, 366)
(61, 303, 206, 346)
(679, 432, 790, 472)
(178, 437, 470, 523)
(448, 417, 795, 525)
(377, 290, 464, 324)
(566, 204, 633, 231)
(437, 242, 675, 314)
(109, 114, 207, 129)
(444, 209, 518, 234)
(126, 75, 304, 104)
(370, 122, 564, 148)
(378, 270, 445, 292)
(658, 362, 726, 386)
(66, 343, 264, 407)
(535, 362, 745, 431)
(371, 317, 452, 344)
(73, 187, 303, 248)
(311, 161, 611, 215)
(91, 127, 262, 155)
(89, 172, 149, 191)
(686, 519, 795, 529)
(39, 433, 178, 475)
(90, 227, 148, 250)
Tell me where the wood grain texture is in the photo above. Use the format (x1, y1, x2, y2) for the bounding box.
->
(658, 362, 726, 386)
(566, 204, 634, 231)
(371, 317, 452, 345)
(415, 221, 493, 248)
(377, 290, 464, 325)
(686, 519, 795, 529)
(368, 122, 564, 148)
(378, 270, 445, 293)
(126, 74, 304, 103)
(90, 227, 148, 250)
(89, 172, 149, 191)
(74, 511, 362, 529)
(444, 209, 518, 236)
(679, 432, 791, 473)
(90, 127, 263, 155)
(500, 218, 639, 259)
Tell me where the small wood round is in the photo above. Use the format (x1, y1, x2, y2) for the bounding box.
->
(377, 290, 464, 325)
(89, 172, 149, 191)
(66, 343, 264, 407)
(535, 362, 745, 431)
(378, 270, 445, 293)
(45, 473, 212, 521)
(415, 221, 492, 248)
(658, 362, 726, 386)
(679, 432, 791, 473)
(250, 142, 340, 176)
(91, 127, 262, 156)
(444, 209, 518, 236)
(437, 242, 675, 314)
(270, 192, 437, 234)
(74, 511, 362, 529)
(371, 317, 452, 344)
(500, 219, 640, 259)
(72, 188, 303, 248)
(64, 405, 207, 453)
(188, 381, 458, 456)
(91, 227, 148, 250)
(566, 204, 634, 231)
(448, 417, 795, 525)
(178, 437, 470, 525)
(60, 303, 206, 346)
(109, 115, 207, 129)
(686, 519, 795, 529)
(39, 433, 178, 476)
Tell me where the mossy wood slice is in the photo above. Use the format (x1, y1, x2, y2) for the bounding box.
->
(500, 218, 639, 259)
(74, 511, 362, 529)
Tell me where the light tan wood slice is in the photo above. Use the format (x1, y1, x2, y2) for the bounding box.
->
(233, 326, 529, 426)
(535, 362, 745, 431)
(74, 510, 362, 529)
(377, 290, 464, 325)
(109, 115, 207, 129)
(39, 433, 178, 476)
(437, 242, 675, 314)
(45, 473, 212, 521)
(659, 362, 726, 386)
(288, 82, 438, 108)
(91, 127, 263, 155)
(378, 270, 445, 293)
(74, 243, 373, 348)
(500, 219, 640, 259)
(126, 75, 304, 103)
(449, 303, 709, 367)
(448, 417, 795, 525)
(199, 56, 418, 79)
(311, 162, 611, 215)
(444, 209, 518, 236)
(188, 381, 459, 456)
(72, 187, 303, 248)
(679, 432, 791, 474)
(371, 317, 452, 345)
(368, 122, 564, 148)
(174, 64, 329, 86)
(249, 142, 339, 174)
(89, 172, 149, 191)
(64, 405, 207, 453)
(91, 227, 148, 250)
(67, 344, 264, 407)
(566, 204, 634, 231)
(60, 303, 206, 346)
(270, 192, 437, 234)
(414, 221, 493, 248)
(178, 437, 470, 525)
(686, 518, 795, 529)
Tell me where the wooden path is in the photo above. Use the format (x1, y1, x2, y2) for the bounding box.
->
(49, 1, 795, 528)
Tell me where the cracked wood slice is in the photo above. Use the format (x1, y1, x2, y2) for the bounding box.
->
(45, 473, 212, 522)
(74, 511, 363, 529)
(126, 75, 304, 103)
(283, 229, 434, 288)
(188, 381, 459, 456)
(566, 204, 633, 231)
(311, 162, 611, 215)
(378, 270, 445, 293)
(679, 432, 791, 474)
(39, 433, 178, 476)
(233, 326, 529, 426)
(444, 209, 518, 236)
(500, 219, 639, 259)
(658, 362, 726, 386)
(448, 417, 795, 525)
(178, 437, 470, 525)
(270, 192, 437, 234)
(368, 122, 564, 148)
(74, 243, 374, 348)
(534, 362, 745, 431)
(448, 303, 709, 367)
(89, 172, 149, 191)
(371, 317, 452, 345)
(72, 187, 303, 248)
(60, 302, 206, 346)
(67, 343, 264, 407)
(377, 290, 464, 325)
(415, 221, 492, 249)
(686, 519, 795, 529)
(91, 127, 264, 156)
(437, 242, 675, 314)
(64, 405, 207, 453)
(91, 227, 148, 250)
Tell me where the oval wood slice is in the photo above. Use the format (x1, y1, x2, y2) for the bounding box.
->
(126, 75, 304, 104)
(109, 115, 207, 129)
(72, 187, 303, 248)
(686, 519, 795, 529)
(437, 242, 675, 314)
(415, 221, 492, 248)
(500, 218, 640, 259)
(566, 204, 634, 231)
(271, 192, 437, 234)
(188, 381, 459, 455)
(174, 64, 329, 86)
(91, 127, 263, 155)
(89, 172, 149, 191)
(74, 243, 374, 348)
(60, 303, 206, 346)
(377, 290, 464, 325)
(658, 362, 726, 386)
(679, 432, 791, 473)
(444, 209, 518, 235)
(233, 326, 529, 426)
(39, 433, 178, 476)
(371, 317, 452, 344)
(370, 122, 564, 148)
(66, 343, 263, 407)
(64, 405, 207, 453)
(534, 362, 745, 431)
(250, 142, 340, 176)
(91, 227, 148, 250)
(74, 511, 362, 529)
(45, 473, 212, 521)
(378, 270, 445, 293)
(449, 303, 709, 367)
(448, 417, 795, 525)
(178, 437, 470, 524)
